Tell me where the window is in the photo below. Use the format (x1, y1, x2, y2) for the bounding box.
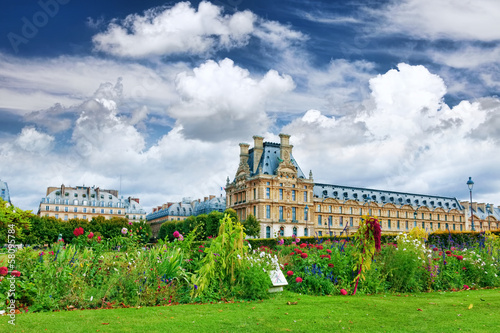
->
(397, 220, 400, 229)
(92, 208, 96, 213)
(388, 219, 391, 229)
(118, 210, 121, 214)
(445, 215, 448, 221)
(101, 209, 104, 214)
(293, 227, 297, 237)
(422, 221, 425, 229)
(304, 191, 307, 202)
(350, 217, 353, 227)
(292, 190, 296, 201)
(266, 188, 270, 199)
(359, 208, 362, 215)
(446, 223, 449, 230)
(83, 215, 86, 220)
(253, 206, 256, 216)
(438, 222, 441, 229)
(55, 206, 59, 212)
(110, 209, 113, 214)
(422, 213, 425, 219)
(318, 215, 322, 226)
(83, 208, 87, 213)
(405, 221, 408, 230)
(45, 206, 49, 211)
(253, 188, 256, 199)
(328, 216, 332, 226)
(329, 205, 332, 213)
(430, 222, 433, 229)
(318, 231, 323, 236)
(55, 214, 59, 219)
(292, 207, 296, 220)
(279, 206, 284, 220)
(437, 214, 440, 221)
(414, 221, 417, 228)
(73, 207, 77, 213)
(387, 210, 390, 217)
(304, 207, 308, 221)
(339, 207, 342, 214)
(339, 216, 343, 227)
(266, 205, 271, 219)
(369, 209, 372, 215)
(279, 189, 283, 200)
(304, 228, 308, 236)
(279, 227, 284, 237)
(64, 215, 68, 221)
(317, 204, 321, 212)
(460, 225, 463, 231)
(64, 207, 68, 212)
(350, 207, 353, 214)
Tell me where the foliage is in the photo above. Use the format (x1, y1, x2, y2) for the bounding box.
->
(243, 214, 260, 237)
(0, 199, 32, 243)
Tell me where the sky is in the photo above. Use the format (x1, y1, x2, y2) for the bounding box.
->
(1, 0, 499, 213)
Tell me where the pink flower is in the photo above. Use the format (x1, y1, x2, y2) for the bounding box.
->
(295, 237, 300, 243)
(128, 221, 133, 225)
(73, 227, 84, 237)
(97, 236, 102, 243)
(340, 289, 348, 295)
(295, 277, 303, 283)
(0, 266, 8, 276)
(456, 255, 464, 260)
(463, 284, 470, 290)
(326, 249, 332, 254)
(178, 234, 184, 241)
(88, 232, 94, 239)
(287, 270, 294, 277)
(11, 270, 21, 277)
(300, 243, 307, 248)
(173, 231, 180, 238)
(121, 227, 128, 235)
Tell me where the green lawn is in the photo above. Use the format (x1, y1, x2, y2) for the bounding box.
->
(2, 288, 500, 332)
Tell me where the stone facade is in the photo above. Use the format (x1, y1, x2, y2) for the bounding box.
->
(226, 134, 500, 238)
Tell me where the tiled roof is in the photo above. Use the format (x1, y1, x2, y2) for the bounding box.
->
(247, 142, 306, 178)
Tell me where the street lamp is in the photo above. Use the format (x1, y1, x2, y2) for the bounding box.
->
(467, 177, 475, 231)
(304, 205, 309, 237)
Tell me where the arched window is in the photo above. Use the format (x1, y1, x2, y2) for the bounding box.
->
(73, 199, 78, 205)
(304, 228, 308, 237)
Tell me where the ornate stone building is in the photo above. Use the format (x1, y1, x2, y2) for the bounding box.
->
(226, 134, 500, 238)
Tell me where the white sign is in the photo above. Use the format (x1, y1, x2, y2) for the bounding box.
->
(269, 269, 288, 287)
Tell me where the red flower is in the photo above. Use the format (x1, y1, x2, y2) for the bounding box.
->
(456, 255, 463, 260)
(445, 250, 451, 255)
(0, 266, 8, 276)
(97, 236, 102, 242)
(433, 247, 439, 251)
(328, 263, 334, 268)
(284, 263, 289, 266)
(287, 270, 294, 277)
(11, 270, 21, 277)
(88, 232, 94, 239)
(317, 245, 324, 250)
(73, 227, 84, 237)
(462, 267, 466, 270)
(198, 249, 203, 252)
(295, 277, 303, 283)
(300, 243, 307, 248)
(326, 249, 332, 254)
(300, 253, 308, 259)
(340, 289, 348, 295)
(173, 231, 180, 238)
(295, 249, 302, 254)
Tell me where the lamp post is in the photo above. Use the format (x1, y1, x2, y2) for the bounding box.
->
(304, 205, 309, 237)
(467, 177, 475, 231)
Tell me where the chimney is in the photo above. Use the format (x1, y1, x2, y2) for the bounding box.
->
(209, 195, 215, 200)
(279, 133, 292, 162)
(253, 135, 264, 173)
(204, 196, 208, 202)
(239, 143, 250, 166)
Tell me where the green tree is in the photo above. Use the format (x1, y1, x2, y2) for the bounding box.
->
(24, 216, 61, 245)
(243, 214, 261, 238)
(0, 199, 32, 244)
(224, 208, 238, 223)
(206, 211, 224, 238)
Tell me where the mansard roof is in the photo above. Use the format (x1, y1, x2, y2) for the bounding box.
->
(247, 142, 306, 178)
(313, 183, 463, 211)
(472, 204, 500, 221)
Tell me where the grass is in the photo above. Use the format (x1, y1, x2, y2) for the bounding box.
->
(1, 288, 500, 332)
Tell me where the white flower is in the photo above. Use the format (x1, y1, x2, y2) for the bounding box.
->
(248, 243, 252, 249)
(237, 254, 242, 260)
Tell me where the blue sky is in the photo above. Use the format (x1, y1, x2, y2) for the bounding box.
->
(1, 0, 499, 212)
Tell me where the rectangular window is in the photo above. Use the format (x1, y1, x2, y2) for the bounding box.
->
(329, 205, 332, 213)
(430, 222, 433, 229)
(445, 215, 447, 221)
(279, 189, 283, 200)
(318, 231, 322, 236)
(360, 208, 363, 215)
(397, 211, 399, 218)
(55, 214, 59, 219)
(453, 224, 455, 230)
(292, 190, 296, 201)
(253, 188, 256, 200)
(405, 221, 408, 230)
(279, 206, 284, 220)
(65, 207, 68, 212)
(414, 221, 417, 228)
(438, 222, 441, 229)
(437, 214, 440, 221)
(73, 207, 77, 212)
(350, 217, 353, 227)
(318, 215, 322, 226)
(304, 191, 307, 202)
(317, 204, 321, 212)
(339, 216, 343, 227)
(304, 207, 308, 221)
(422, 213, 425, 219)
(83, 208, 87, 213)
(422, 221, 425, 229)
(405, 211, 408, 218)
(446, 223, 449, 229)
(328, 216, 332, 226)
(266, 205, 271, 219)
(266, 187, 270, 199)
(292, 207, 296, 220)
(101, 209, 104, 214)
(460, 225, 462, 231)
(83, 215, 86, 220)
(339, 207, 342, 214)
(92, 208, 95, 213)
(64, 215, 68, 221)
(110, 209, 113, 214)
(55, 206, 59, 212)
(253, 206, 256, 216)
(369, 209, 372, 215)
(45, 206, 49, 211)
(350, 207, 353, 214)
(387, 210, 390, 217)
(397, 220, 400, 229)
(388, 219, 391, 229)
(460, 216, 462, 222)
